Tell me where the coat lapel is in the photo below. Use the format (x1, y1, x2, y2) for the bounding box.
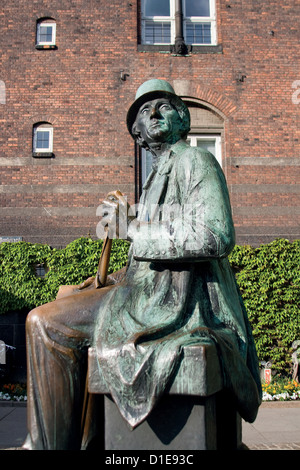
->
(139, 150, 174, 221)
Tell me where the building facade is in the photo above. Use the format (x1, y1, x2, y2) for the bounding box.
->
(0, 0, 299, 247)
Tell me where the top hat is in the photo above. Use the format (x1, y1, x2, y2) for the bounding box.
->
(126, 79, 189, 138)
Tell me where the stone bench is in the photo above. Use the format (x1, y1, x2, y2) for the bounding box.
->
(85, 343, 242, 450)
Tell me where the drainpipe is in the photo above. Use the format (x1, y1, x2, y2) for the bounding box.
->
(173, 0, 188, 54)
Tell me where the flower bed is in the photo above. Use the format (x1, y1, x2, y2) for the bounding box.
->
(262, 380, 300, 401)
(0, 383, 27, 402)
(1, 380, 300, 403)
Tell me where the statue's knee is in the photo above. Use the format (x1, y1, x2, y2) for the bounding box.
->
(26, 306, 46, 331)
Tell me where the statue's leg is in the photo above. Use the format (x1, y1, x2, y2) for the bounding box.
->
(23, 286, 114, 450)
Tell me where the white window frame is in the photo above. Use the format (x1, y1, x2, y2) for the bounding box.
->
(33, 124, 53, 153)
(0, 80, 5, 105)
(141, 0, 216, 45)
(36, 20, 56, 46)
(141, 148, 153, 187)
(187, 134, 222, 167)
(141, 1, 175, 45)
(183, 0, 216, 45)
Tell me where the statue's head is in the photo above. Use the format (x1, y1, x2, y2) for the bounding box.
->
(127, 79, 190, 149)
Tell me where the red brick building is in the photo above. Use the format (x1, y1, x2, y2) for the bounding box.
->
(0, 0, 299, 247)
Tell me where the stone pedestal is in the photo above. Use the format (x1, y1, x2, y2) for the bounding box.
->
(104, 394, 215, 450)
(85, 344, 242, 450)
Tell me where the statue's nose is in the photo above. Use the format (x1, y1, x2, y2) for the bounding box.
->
(150, 107, 160, 118)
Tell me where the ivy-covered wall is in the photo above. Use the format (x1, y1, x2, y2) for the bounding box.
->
(0, 237, 129, 313)
(0, 237, 299, 374)
(229, 238, 300, 374)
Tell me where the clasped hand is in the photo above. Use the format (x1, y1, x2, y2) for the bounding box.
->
(78, 190, 135, 292)
(100, 190, 135, 239)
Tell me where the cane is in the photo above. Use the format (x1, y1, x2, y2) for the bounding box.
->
(81, 190, 124, 444)
(95, 233, 112, 288)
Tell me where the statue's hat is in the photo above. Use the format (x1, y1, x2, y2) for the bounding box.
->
(127, 79, 189, 138)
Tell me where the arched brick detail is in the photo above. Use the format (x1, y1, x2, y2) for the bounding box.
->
(173, 80, 237, 118)
(31, 115, 59, 125)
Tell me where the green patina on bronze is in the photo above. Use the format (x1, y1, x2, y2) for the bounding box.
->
(24, 79, 261, 449)
(94, 79, 261, 428)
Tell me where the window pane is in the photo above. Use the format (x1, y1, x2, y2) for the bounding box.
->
(36, 131, 50, 149)
(144, 0, 170, 17)
(185, 0, 210, 17)
(186, 22, 211, 44)
(196, 139, 216, 156)
(39, 26, 53, 43)
(145, 21, 171, 44)
(141, 149, 153, 186)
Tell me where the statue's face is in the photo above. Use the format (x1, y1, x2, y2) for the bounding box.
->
(134, 98, 183, 146)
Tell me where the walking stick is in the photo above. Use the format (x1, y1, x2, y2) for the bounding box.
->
(95, 233, 112, 288)
(81, 190, 124, 445)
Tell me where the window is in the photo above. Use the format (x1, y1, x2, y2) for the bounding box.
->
(183, 0, 216, 45)
(141, 0, 174, 45)
(141, 0, 216, 46)
(33, 263, 49, 278)
(36, 19, 56, 48)
(33, 123, 54, 157)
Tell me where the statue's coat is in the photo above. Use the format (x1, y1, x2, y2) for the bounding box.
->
(95, 140, 262, 428)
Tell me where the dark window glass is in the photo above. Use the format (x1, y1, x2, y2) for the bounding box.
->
(36, 131, 50, 149)
(185, 0, 210, 17)
(145, 0, 170, 16)
(39, 26, 53, 42)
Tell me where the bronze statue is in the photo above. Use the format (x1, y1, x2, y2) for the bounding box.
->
(23, 79, 261, 450)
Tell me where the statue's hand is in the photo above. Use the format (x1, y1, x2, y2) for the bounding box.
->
(77, 276, 96, 290)
(56, 268, 124, 300)
(56, 278, 96, 299)
(101, 190, 135, 239)
(77, 271, 118, 291)
(56, 275, 103, 300)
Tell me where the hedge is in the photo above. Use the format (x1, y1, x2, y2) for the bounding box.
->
(228, 238, 300, 374)
(0, 237, 299, 374)
(0, 237, 129, 313)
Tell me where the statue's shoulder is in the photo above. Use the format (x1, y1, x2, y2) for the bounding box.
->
(174, 141, 219, 172)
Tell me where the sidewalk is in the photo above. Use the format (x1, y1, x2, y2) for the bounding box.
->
(0, 401, 27, 450)
(0, 400, 299, 450)
(242, 401, 300, 450)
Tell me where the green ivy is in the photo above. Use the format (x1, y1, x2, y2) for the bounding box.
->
(229, 238, 300, 373)
(0, 237, 299, 373)
(0, 237, 130, 313)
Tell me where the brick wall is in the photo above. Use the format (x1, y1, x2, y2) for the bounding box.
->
(0, 0, 299, 247)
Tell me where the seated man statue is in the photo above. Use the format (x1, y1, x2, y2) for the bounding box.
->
(23, 79, 261, 450)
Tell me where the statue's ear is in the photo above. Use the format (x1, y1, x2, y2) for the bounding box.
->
(131, 124, 145, 148)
